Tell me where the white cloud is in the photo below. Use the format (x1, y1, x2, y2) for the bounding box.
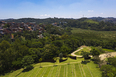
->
(40, 14, 50, 17)
(101, 13, 103, 14)
(88, 10, 94, 12)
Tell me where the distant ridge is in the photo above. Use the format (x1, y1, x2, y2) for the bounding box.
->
(89, 17, 116, 23)
(1, 17, 116, 24)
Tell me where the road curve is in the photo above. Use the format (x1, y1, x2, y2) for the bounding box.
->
(71, 46, 116, 60)
(71, 47, 83, 57)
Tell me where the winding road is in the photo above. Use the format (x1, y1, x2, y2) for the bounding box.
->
(71, 46, 84, 57)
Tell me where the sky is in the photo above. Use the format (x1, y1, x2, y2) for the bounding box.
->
(0, 0, 116, 19)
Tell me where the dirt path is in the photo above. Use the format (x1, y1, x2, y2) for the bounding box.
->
(71, 46, 87, 57)
(71, 47, 83, 57)
(71, 45, 116, 61)
(99, 52, 116, 60)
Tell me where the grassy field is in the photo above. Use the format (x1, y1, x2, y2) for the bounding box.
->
(103, 48, 115, 52)
(0, 57, 102, 77)
(71, 28, 116, 40)
(84, 19, 99, 24)
(75, 46, 91, 55)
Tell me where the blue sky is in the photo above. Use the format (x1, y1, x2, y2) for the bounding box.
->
(0, 0, 116, 19)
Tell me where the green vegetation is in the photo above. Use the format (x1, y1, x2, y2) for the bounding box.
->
(1, 57, 102, 77)
(71, 28, 116, 40)
(1, 18, 116, 77)
(84, 19, 99, 24)
(87, 61, 102, 77)
(75, 46, 91, 55)
(103, 48, 115, 52)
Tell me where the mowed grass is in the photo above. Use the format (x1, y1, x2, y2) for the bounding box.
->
(1, 58, 101, 77)
(75, 46, 91, 55)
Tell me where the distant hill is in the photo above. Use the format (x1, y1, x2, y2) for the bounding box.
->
(84, 19, 99, 24)
(89, 17, 116, 23)
(2, 17, 116, 24)
(1, 17, 116, 31)
(1, 18, 69, 24)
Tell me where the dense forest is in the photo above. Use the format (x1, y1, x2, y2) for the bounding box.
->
(1, 18, 116, 76)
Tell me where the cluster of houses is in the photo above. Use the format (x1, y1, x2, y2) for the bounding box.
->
(0, 21, 45, 38)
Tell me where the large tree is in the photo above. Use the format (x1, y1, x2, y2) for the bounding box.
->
(21, 56, 34, 69)
(90, 48, 101, 56)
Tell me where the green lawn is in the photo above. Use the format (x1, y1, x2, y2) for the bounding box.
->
(1, 57, 102, 77)
(75, 64, 82, 77)
(59, 65, 65, 77)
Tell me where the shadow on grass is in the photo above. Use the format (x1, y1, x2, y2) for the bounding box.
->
(42, 59, 55, 63)
(91, 59, 100, 64)
(15, 65, 34, 77)
(81, 60, 90, 64)
(53, 65, 58, 67)
(59, 59, 67, 62)
(22, 66, 34, 72)
(15, 71, 22, 77)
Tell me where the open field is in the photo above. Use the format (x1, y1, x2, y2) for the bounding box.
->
(84, 19, 99, 24)
(0, 58, 101, 77)
(103, 48, 115, 52)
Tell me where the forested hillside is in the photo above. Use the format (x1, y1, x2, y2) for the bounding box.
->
(1, 18, 116, 76)
(2, 17, 116, 31)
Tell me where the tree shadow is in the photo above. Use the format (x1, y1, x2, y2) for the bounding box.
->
(15, 65, 34, 77)
(59, 58, 67, 62)
(69, 56, 77, 60)
(15, 71, 22, 77)
(81, 60, 90, 64)
(41, 59, 55, 63)
(22, 66, 34, 72)
(53, 65, 58, 67)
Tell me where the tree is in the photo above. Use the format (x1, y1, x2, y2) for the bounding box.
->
(59, 53, 63, 60)
(31, 42, 43, 48)
(90, 48, 100, 56)
(60, 45, 71, 55)
(90, 48, 101, 60)
(43, 44, 58, 60)
(81, 51, 90, 59)
(21, 56, 34, 69)
(39, 58, 42, 68)
(108, 57, 116, 67)
(29, 48, 41, 62)
(90, 48, 101, 63)
(52, 40, 63, 48)
(0, 40, 11, 52)
(101, 65, 116, 77)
